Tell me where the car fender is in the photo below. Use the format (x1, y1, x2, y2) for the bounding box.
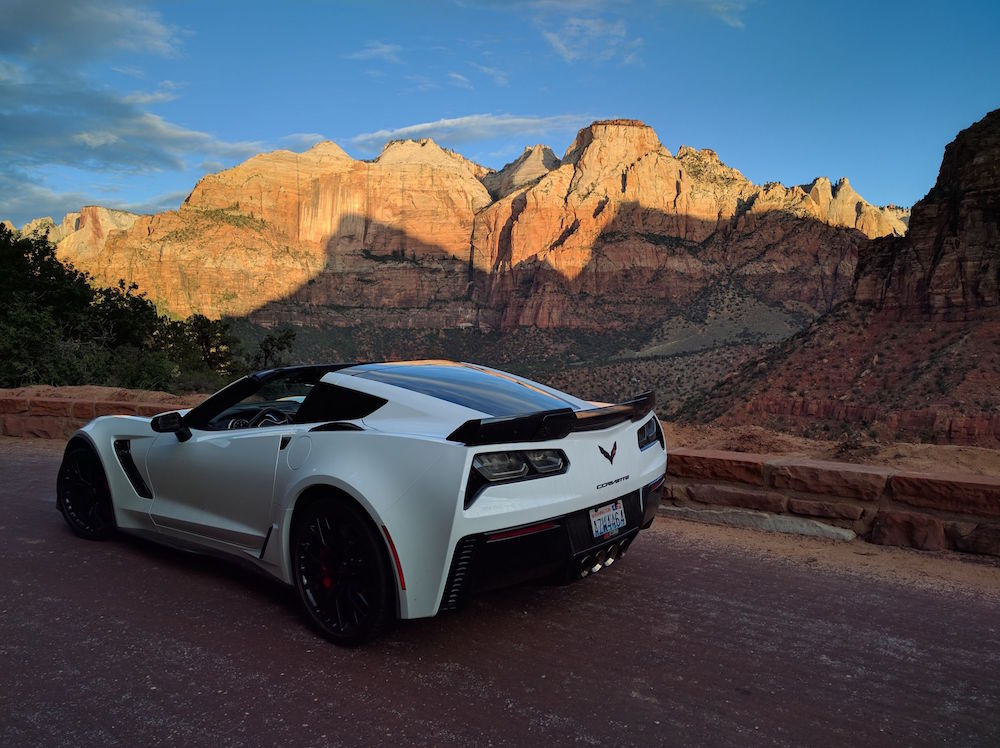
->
(68, 416, 161, 532)
(269, 430, 469, 618)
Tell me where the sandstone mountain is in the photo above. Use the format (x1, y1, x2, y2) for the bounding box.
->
(691, 109, 1000, 445)
(33, 119, 906, 339)
(481, 144, 560, 200)
(15, 207, 140, 251)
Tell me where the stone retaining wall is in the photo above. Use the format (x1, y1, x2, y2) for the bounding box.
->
(3, 394, 998, 558)
(666, 448, 1000, 557)
(0, 396, 187, 440)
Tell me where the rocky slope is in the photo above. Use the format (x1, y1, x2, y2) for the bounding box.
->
(854, 111, 1000, 315)
(23, 119, 906, 332)
(690, 109, 1000, 445)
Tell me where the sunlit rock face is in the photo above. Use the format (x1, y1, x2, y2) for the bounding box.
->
(40, 118, 907, 329)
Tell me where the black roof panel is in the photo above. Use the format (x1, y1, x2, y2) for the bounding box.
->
(344, 361, 579, 417)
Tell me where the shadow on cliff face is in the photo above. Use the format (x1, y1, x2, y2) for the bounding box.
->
(240, 202, 874, 341)
(682, 110, 1000, 444)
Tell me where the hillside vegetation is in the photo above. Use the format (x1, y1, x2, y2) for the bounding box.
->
(0, 226, 292, 391)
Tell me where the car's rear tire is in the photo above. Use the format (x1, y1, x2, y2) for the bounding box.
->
(291, 497, 395, 646)
(57, 445, 116, 540)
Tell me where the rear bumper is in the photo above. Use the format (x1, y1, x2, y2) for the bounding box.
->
(439, 474, 664, 612)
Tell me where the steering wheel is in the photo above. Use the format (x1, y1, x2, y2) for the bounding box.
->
(247, 407, 291, 428)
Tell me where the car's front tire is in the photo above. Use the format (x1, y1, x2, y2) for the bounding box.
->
(291, 497, 395, 646)
(57, 445, 116, 540)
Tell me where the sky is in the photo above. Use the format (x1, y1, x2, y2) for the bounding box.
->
(1, 0, 998, 226)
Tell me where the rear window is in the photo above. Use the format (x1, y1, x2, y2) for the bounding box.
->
(348, 363, 577, 417)
(294, 383, 387, 423)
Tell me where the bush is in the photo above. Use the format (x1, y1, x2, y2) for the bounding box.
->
(0, 225, 243, 391)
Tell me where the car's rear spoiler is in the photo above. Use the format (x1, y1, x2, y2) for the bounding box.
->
(447, 392, 655, 446)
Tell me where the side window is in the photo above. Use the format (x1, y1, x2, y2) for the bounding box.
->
(207, 380, 314, 430)
(293, 383, 387, 423)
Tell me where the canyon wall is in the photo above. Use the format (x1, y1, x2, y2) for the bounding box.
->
(24, 119, 906, 332)
(697, 109, 1000, 443)
(855, 109, 1000, 315)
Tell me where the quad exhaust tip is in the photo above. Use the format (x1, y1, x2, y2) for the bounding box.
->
(578, 537, 631, 578)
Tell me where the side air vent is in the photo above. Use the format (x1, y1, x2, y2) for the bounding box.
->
(113, 440, 152, 499)
(439, 536, 480, 612)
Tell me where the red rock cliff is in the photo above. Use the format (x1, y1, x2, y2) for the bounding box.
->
(855, 108, 1000, 315)
(40, 119, 907, 329)
(696, 110, 1000, 444)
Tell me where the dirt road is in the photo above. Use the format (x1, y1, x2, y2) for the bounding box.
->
(2, 437, 998, 746)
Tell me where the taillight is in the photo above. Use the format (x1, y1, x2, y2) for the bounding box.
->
(464, 449, 569, 508)
(637, 416, 664, 450)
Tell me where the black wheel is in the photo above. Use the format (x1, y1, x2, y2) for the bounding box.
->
(57, 445, 115, 540)
(291, 498, 395, 646)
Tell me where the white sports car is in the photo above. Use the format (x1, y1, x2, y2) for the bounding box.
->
(57, 361, 667, 645)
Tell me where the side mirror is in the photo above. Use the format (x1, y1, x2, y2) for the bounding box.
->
(150, 411, 192, 442)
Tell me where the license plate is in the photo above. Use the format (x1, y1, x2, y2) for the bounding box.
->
(590, 500, 627, 539)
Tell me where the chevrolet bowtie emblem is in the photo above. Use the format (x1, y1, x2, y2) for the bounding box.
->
(599, 442, 617, 465)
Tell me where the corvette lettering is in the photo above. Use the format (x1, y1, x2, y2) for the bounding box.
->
(596, 474, 629, 490)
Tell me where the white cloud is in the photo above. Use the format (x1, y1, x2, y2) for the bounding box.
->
(0, 1, 250, 223)
(519, 0, 609, 11)
(0, 167, 190, 227)
(449, 72, 473, 89)
(540, 16, 638, 64)
(0, 0, 181, 61)
(279, 133, 330, 151)
(542, 32, 575, 62)
(405, 75, 438, 93)
(0, 0, 262, 223)
(471, 63, 509, 87)
(350, 113, 593, 153)
(123, 80, 182, 105)
(0, 174, 94, 228)
(0, 61, 27, 84)
(112, 65, 146, 79)
(344, 41, 403, 64)
(523, 0, 749, 28)
(529, 0, 744, 67)
(119, 190, 189, 215)
(698, 1, 748, 28)
(73, 131, 122, 148)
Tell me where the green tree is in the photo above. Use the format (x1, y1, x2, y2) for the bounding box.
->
(248, 327, 297, 370)
(0, 225, 243, 391)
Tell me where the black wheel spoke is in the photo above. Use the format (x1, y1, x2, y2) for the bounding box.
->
(58, 447, 114, 541)
(315, 516, 332, 548)
(293, 500, 392, 645)
(348, 587, 369, 621)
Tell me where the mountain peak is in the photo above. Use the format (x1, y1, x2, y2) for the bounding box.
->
(304, 140, 352, 160)
(377, 137, 445, 160)
(374, 137, 490, 180)
(856, 108, 1000, 313)
(562, 119, 662, 165)
(481, 144, 560, 200)
(832, 176, 855, 197)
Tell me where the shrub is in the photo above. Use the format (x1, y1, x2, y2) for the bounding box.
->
(0, 225, 242, 391)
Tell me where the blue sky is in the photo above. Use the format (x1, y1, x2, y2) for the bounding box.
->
(2, 0, 998, 226)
